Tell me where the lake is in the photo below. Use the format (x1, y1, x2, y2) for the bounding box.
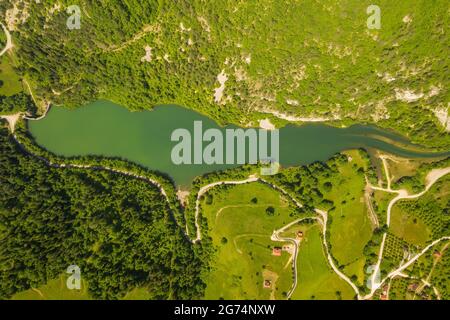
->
(28, 100, 449, 187)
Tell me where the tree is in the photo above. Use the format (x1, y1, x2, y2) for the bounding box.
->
(322, 181, 332, 192)
(266, 206, 275, 216)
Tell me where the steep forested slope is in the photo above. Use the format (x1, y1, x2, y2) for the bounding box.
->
(0, 0, 448, 149)
(0, 123, 205, 299)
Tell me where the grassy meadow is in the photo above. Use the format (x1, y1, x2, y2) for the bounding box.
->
(0, 55, 22, 97)
(201, 182, 296, 299)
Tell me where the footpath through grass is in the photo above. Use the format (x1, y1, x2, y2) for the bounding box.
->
(202, 182, 297, 299)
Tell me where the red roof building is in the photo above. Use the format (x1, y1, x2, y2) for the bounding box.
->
(272, 247, 282, 256)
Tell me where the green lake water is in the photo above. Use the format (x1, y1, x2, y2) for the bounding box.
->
(28, 100, 449, 187)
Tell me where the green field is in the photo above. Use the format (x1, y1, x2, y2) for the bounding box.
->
(200, 178, 360, 300)
(290, 224, 355, 300)
(11, 275, 91, 300)
(321, 151, 373, 284)
(11, 274, 153, 300)
(201, 182, 300, 299)
(390, 206, 431, 246)
(0, 55, 22, 97)
(0, 0, 449, 302)
(391, 176, 450, 246)
(0, 29, 5, 48)
(373, 190, 395, 224)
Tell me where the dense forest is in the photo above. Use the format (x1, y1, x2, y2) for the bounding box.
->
(0, 92, 35, 115)
(0, 0, 448, 149)
(0, 0, 449, 299)
(0, 123, 207, 299)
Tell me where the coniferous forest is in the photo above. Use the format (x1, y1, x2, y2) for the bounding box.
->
(0, 125, 206, 299)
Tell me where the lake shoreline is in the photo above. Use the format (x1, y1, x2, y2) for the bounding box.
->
(25, 100, 450, 187)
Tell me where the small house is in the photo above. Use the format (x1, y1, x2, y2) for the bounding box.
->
(272, 247, 282, 256)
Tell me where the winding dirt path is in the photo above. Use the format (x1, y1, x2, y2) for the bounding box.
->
(8, 134, 193, 241)
(271, 217, 320, 298)
(256, 108, 341, 123)
(364, 185, 380, 228)
(364, 159, 450, 299)
(22, 78, 51, 118)
(0, 113, 21, 132)
(372, 236, 450, 298)
(197, 177, 362, 299)
(192, 176, 259, 242)
(0, 22, 13, 57)
(104, 24, 160, 52)
(192, 176, 304, 242)
(369, 167, 450, 227)
(5, 119, 449, 299)
(314, 209, 362, 298)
